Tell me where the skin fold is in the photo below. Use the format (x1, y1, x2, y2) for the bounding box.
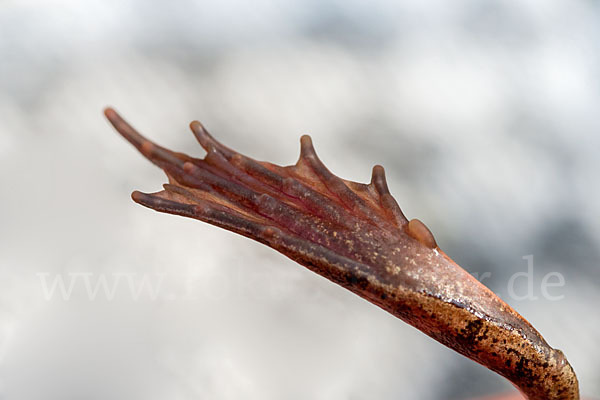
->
(104, 107, 580, 399)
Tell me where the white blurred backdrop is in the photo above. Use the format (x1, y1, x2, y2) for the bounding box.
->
(1, 1, 599, 399)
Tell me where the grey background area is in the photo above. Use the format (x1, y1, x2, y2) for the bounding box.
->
(1, 1, 599, 399)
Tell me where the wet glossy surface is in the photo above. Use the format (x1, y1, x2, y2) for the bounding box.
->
(106, 108, 580, 399)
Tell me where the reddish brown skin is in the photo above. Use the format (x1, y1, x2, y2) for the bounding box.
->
(104, 107, 580, 399)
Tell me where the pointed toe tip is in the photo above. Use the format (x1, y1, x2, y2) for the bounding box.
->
(371, 165, 385, 180)
(103, 107, 119, 121)
(131, 190, 145, 203)
(189, 120, 203, 131)
(300, 134, 313, 147)
(371, 164, 390, 195)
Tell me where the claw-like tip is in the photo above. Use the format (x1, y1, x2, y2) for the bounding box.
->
(189, 120, 204, 131)
(371, 165, 390, 195)
(299, 135, 316, 159)
(104, 106, 117, 119)
(190, 120, 210, 149)
(131, 190, 145, 204)
(107, 109, 581, 400)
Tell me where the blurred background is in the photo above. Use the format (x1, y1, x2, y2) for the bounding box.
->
(1, 0, 599, 399)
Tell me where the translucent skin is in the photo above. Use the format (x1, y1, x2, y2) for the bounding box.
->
(104, 107, 580, 399)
